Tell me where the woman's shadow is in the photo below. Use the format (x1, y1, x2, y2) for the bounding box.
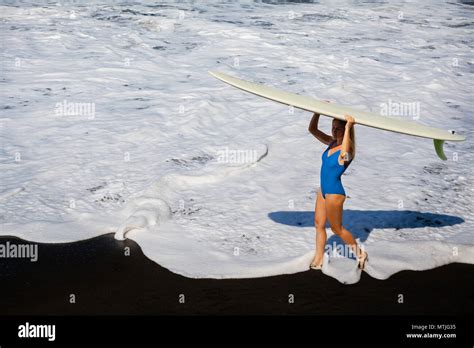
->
(268, 210, 464, 256)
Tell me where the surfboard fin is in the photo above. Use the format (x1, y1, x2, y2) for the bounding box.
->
(434, 139, 447, 161)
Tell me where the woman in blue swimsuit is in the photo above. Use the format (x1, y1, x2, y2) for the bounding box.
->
(308, 111, 368, 271)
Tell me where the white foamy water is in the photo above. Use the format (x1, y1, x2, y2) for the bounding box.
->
(1, 1, 473, 284)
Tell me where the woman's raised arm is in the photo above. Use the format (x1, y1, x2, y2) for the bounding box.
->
(308, 113, 333, 145)
(339, 114, 355, 164)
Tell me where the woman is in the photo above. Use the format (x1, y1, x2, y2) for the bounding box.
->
(308, 111, 368, 271)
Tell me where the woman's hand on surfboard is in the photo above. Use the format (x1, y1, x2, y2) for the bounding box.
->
(344, 114, 355, 125)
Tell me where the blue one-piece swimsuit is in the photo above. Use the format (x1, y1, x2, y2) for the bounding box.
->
(320, 140, 352, 199)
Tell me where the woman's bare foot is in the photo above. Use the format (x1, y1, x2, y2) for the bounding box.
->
(310, 257, 323, 270)
(357, 251, 368, 271)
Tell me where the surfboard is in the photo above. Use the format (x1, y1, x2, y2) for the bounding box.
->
(209, 71, 465, 160)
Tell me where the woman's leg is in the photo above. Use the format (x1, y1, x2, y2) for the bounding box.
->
(325, 194, 366, 263)
(311, 190, 327, 267)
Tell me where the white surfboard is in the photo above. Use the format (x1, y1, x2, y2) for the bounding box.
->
(209, 71, 465, 160)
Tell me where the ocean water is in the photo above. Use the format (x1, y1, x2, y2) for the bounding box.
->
(1, 0, 473, 284)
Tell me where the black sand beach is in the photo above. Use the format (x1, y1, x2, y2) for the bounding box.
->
(0, 234, 472, 345)
(0, 233, 473, 315)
